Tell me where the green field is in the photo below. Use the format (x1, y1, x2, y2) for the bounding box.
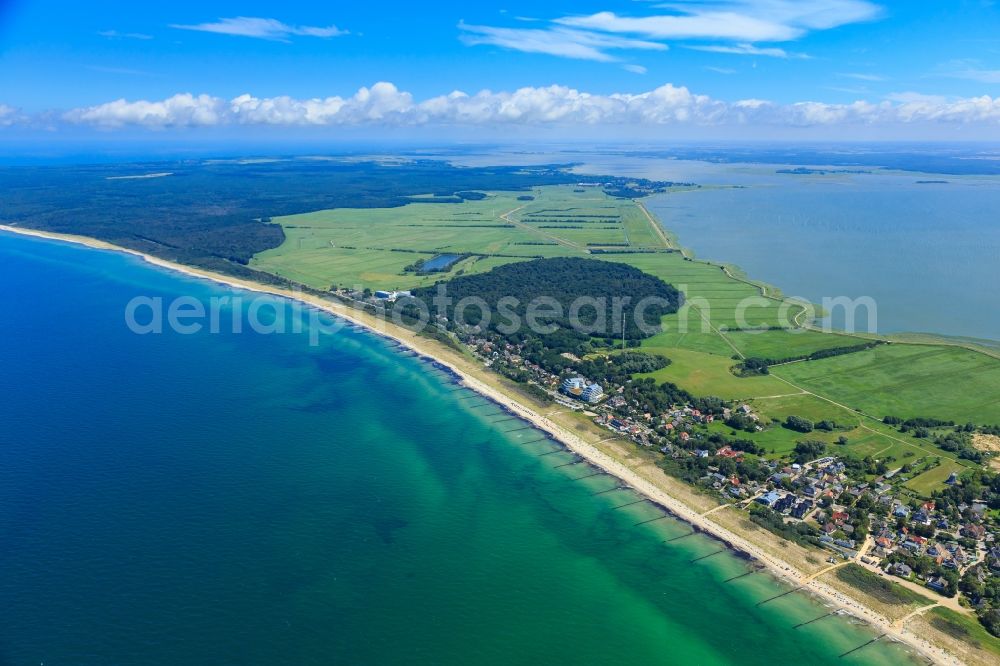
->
(250, 184, 1000, 461)
(727, 330, 862, 360)
(253, 185, 815, 328)
(773, 343, 1000, 424)
(251, 186, 665, 290)
(904, 459, 967, 496)
(616, 253, 805, 330)
(741, 391, 980, 471)
(638, 347, 788, 399)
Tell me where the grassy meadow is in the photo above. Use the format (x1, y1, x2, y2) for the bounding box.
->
(251, 186, 657, 290)
(772, 343, 1000, 424)
(249, 184, 1000, 493)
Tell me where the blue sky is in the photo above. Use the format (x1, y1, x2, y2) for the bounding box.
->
(1, 0, 999, 140)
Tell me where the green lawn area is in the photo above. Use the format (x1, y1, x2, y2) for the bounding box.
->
(726, 329, 864, 360)
(619, 253, 800, 330)
(641, 329, 737, 357)
(739, 392, 975, 463)
(846, 431, 919, 462)
(706, 420, 816, 457)
(773, 343, 1000, 424)
(750, 392, 856, 424)
(251, 185, 688, 291)
(905, 459, 967, 496)
(637, 347, 789, 399)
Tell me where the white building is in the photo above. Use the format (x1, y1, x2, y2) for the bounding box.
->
(581, 384, 604, 404)
(561, 377, 586, 396)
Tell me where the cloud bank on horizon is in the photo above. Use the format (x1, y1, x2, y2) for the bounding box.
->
(36, 82, 1000, 130)
(2, 0, 1000, 138)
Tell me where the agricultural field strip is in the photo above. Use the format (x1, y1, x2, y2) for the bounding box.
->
(255, 185, 1000, 452)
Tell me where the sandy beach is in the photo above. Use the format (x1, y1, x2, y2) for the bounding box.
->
(0, 223, 962, 665)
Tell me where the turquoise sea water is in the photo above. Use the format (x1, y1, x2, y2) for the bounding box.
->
(0, 232, 919, 665)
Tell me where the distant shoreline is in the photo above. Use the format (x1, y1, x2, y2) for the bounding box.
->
(643, 187, 1000, 359)
(0, 224, 959, 665)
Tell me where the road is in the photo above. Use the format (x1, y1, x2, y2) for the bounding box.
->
(498, 204, 583, 250)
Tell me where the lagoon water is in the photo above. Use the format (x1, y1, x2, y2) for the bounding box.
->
(0, 232, 919, 665)
(610, 162, 1000, 343)
(454, 149, 1000, 342)
(646, 172, 1000, 342)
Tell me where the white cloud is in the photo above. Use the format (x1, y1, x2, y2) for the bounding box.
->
(63, 93, 226, 128)
(170, 17, 347, 42)
(229, 83, 415, 125)
(464, 1, 880, 62)
(56, 82, 1000, 130)
(839, 72, 885, 81)
(663, 0, 883, 30)
(687, 43, 808, 58)
(556, 1, 881, 41)
(98, 30, 153, 40)
(935, 59, 1000, 84)
(623, 64, 648, 74)
(704, 65, 737, 74)
(558, 10, 797, 42)
(458, 22, 667, 62)
(0, 104, 18, 127)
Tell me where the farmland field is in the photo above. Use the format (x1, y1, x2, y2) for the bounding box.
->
(253, 185, 812, 332)
(726, 330, 863, 360)
(772, 343, 1000, 424)
(251, 185, 665, 290)
(250, 183, 1000, 442)
(638, 347, 788, 399)
(730, 391, 976, 469)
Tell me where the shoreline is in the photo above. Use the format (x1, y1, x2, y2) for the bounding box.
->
(0, 224, 960, 665)
(643, 191, 1000, 360)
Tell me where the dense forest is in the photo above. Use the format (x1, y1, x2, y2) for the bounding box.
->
(407, 257, 683, 345)
(0, 159, 650, 281)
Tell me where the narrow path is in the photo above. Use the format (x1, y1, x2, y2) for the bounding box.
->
(895, 603, 941, 629)
(718, 262, 770, 298)
(806, 561, 848, 582)
(635, 199, 674, 250)
(765, 370, 971, 464)
(701, 503, 731, 517)
(690, 303, 745, 359)
(766, 371, 883, 427)
(498, 205, 583, 251)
